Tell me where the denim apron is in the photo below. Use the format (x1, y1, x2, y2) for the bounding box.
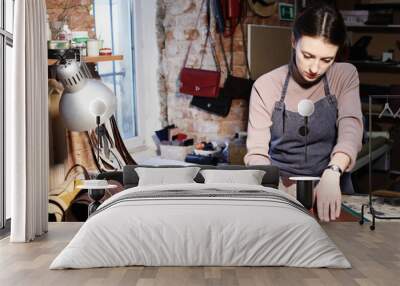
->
(269, 71, 353, 193)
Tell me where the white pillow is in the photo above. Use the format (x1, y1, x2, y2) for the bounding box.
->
(200, 169, 266, 185)
(135, 167, 201, 186)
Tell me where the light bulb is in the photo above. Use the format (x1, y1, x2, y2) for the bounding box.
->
(59, 79, 116, 131)
(89, 98, 107, 117)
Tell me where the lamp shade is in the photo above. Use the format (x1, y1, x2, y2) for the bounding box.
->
(59, 79, 116, 131)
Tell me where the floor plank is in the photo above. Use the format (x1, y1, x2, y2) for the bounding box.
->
(0, 222, 399, 286)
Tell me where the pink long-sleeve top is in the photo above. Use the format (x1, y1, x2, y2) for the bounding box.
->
(244, 63, 363, 172)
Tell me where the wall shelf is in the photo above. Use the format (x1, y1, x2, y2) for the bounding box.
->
(48, 55, 123, 65)
(348, 60, 400, 73)
(355, 3, 400, 10)
(347, 25, 400, 33)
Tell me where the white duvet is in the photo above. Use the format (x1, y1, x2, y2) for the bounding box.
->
(50, 183, 351, 269)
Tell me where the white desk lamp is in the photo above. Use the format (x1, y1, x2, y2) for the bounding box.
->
(297, 99, 314, 163)
(56, 60, 116, 132)
(89, 98, 108, 166)
(56, 59, 116, 170)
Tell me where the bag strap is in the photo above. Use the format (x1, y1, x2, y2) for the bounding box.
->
(230, 29, 234, 72)
(217, 1, 252, 79)
(217, 24, 237, 76)
(209, 34, 221, 72)
(182, 0, 207, 68)
(110, 115, 137, 165)
(218, 33, 231, 74)
(240, 19, 252, 79)
(206, 0, 221, 72)
(199, 0, 211, 68)
(211, 0, 224, 33)
(182, 0, 220, 72)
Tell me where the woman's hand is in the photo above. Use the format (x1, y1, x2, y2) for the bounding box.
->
(314, 169, 341, 222)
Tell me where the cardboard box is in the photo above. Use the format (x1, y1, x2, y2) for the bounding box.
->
(160, 144, 194, 161)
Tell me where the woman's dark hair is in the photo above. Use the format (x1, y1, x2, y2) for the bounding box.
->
(293, 4, 347, 48)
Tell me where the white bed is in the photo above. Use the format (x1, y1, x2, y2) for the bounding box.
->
(50, 183, 350, 269)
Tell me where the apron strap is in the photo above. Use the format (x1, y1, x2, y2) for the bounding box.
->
(279, 72, 291, 104)
(322, 75, 337, 105)
(273, 71, 291, 133)
(322, 75, 330, 95)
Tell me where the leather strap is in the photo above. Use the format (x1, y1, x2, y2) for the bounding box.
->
(240, 14, 252, 79)
(182, 0, 207, 68)
(203, 0, 221, 72)
(217, 1, 251, 78)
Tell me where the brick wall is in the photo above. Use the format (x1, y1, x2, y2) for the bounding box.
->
(46, 0, 95, 38)
(46, 0, 294, 143)
(158, 0, 293, 142)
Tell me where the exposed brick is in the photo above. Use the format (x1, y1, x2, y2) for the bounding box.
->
(232, 51, 246, 66)
(46, 0, 66, 9)
(165, 31, 175, 41)
(50, 0, 288, 143)
(46, 0, 94, 38)
(159, 0, 286, 142)
(219, 120, 246, 136)
(81, 0, 92, 6)
(184, 28, 200, 41)
(231, 65, 249, 78)
(167, 0, 195, 16)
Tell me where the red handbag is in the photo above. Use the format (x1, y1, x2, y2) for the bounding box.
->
(179, 0, 221, 98)
(180, 68, 221, 98)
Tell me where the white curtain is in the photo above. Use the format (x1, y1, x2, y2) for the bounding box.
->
(7, 0, 49, 242)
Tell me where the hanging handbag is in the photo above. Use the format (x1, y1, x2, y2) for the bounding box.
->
(220, 0, 241, 37)
(179, 0, 221, 98)
(179, 68, 221, 98)
(224, 74, 254, 100)
(219, 14, 254, 100)
(190, 87, 232, 117)
(188, 1, 233, 117)
(211, 0, 225, 33)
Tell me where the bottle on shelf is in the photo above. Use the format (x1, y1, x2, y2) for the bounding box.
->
(59, 24, 72, 42)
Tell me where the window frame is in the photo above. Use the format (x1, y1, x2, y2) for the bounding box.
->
(0, 0, 13, 231)
(93, 0, 146, 152)
(126, 0, 146, 151)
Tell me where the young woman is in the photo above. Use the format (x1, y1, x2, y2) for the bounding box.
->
(244, 4, 363, 222)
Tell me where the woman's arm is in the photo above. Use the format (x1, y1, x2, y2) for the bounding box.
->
(244, 83, 273, 165)
(330, 64, 363, 171)
(316, 64, 363, 222)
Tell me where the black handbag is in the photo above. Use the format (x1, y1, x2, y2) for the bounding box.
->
(190, 88, 232, 117)
(218, 21, 254, 100)
(224, 74, 254, 100)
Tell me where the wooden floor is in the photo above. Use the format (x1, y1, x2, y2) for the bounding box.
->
(0, 222, 400, 286)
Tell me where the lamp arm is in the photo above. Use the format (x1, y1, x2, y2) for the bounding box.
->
(96, 116, 101, 172)
(305, 116, 308, 164)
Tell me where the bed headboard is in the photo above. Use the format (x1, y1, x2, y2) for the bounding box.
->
(123, 165, 280, 189)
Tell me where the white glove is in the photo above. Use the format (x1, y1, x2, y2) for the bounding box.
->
(314, 169, 341, 222)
